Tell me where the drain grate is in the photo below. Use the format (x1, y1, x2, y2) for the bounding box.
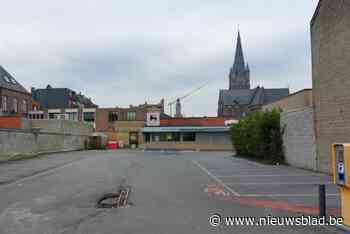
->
(97, 186, 131, 208)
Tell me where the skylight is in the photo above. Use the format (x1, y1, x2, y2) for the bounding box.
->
(3, 75, 10, 83)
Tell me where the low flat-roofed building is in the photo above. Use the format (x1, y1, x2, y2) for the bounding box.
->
(141, 117, 234, 151)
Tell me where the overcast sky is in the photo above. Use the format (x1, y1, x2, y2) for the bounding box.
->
(0, 0, 319, 116)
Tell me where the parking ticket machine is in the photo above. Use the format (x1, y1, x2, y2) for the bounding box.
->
(332, 144, 350, 227)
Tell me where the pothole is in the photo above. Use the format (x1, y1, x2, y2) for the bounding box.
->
(97, 186, 131, 208)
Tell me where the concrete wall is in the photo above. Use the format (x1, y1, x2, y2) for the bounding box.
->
(27, 119, 93, 135)
(263, 89, 312, 112)
(311, 0, 350, 173)
(0, 120, 93, 158)
(281, 107, 317, 171)
(141, 132, 233, 151)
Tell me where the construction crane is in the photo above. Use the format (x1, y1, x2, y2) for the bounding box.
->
(168, 81, 210, 117)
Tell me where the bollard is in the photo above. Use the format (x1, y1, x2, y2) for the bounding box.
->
(319, 184, 326, 218)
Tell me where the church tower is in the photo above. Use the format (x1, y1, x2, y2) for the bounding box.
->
(229, 31, 250, 90)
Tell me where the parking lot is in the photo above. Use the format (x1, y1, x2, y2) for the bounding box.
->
(188, 153, 341, 216)
(0, 150, 345, 234)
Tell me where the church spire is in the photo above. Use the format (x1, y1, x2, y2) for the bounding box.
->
(229, 30, 250, 90)
(233, 30, 245, 73)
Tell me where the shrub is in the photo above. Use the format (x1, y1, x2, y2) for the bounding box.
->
(231, 108, 284, 163)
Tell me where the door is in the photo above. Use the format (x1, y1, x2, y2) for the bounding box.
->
(129, 132, 139, 147)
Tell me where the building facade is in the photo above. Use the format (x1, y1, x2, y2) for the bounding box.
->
(311, 0, 350, 173)
(30, 85, 97, 126)
(218, 32, 289, 119)
(0, 66, 32, 117)
(95, 100, 168, 147)
(141, 117, 234, 151)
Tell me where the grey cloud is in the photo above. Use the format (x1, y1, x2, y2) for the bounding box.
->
(0, 0, 319, 116)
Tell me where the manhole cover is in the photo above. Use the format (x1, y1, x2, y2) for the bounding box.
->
(97, 186, 131, 208)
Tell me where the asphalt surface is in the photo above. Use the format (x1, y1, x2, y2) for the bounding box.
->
(0, 150, 346, 234)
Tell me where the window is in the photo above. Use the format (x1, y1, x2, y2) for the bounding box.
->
(67, 112, 77, 121)
(183, 132, 196, 142)
(1, 96, 7, 112)
(145, 133, 151, 143)
(29, 113, 45, 120)
(160, 132, 180, 142)
(13, 98, 18, 113)
(22, 100, 27, 113)
(49, 113, 57, 119)
(84, 112, 95, 122)
(151, 134, 160, 142)
(127, 112, 136, 121)
(108, 112, 119, 122)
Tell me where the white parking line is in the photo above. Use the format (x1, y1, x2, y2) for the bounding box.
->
(224, 182, 334, 185)
(0, 159, 84, 188)
(239, 194, 339, 198)
(191, 160, 240, 197)
(216, 174, 326, 178)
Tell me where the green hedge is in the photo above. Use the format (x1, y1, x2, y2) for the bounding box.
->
(231, 108, 284, 163)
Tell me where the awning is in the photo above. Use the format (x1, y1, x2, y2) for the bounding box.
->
(141, 126, 230, 133)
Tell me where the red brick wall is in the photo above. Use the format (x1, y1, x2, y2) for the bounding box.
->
(0, 116, 22, 129)
(96, 105, 163, 132)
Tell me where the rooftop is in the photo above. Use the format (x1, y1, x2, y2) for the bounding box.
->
(142, 126, 230, 133)
(0, 66, 29, 94)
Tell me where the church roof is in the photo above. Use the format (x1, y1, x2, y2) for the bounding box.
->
(219, 87, 289, 106)
(0, 65, 29, 94)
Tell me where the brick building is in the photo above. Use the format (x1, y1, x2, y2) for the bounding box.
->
(311, 0, 350, 173)
(95, 99, 168, 147)
(218, 32, 289, 119)
(30, 85, 97, 126)
(0, 66, 32, 117)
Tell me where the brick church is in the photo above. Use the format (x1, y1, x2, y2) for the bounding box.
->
(218, 32, 289, 119)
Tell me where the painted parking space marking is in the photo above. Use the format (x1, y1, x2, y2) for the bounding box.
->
(193, 155, 341, 216)
(206, 171, 321, 176)
(191, 160, 240, 196)
(204, 184, 230, 197)
(237, 193, 339, 198)
(224, 182, 334, 185)
(216, 174, 327, 178)
(207, 193, 341, 216)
